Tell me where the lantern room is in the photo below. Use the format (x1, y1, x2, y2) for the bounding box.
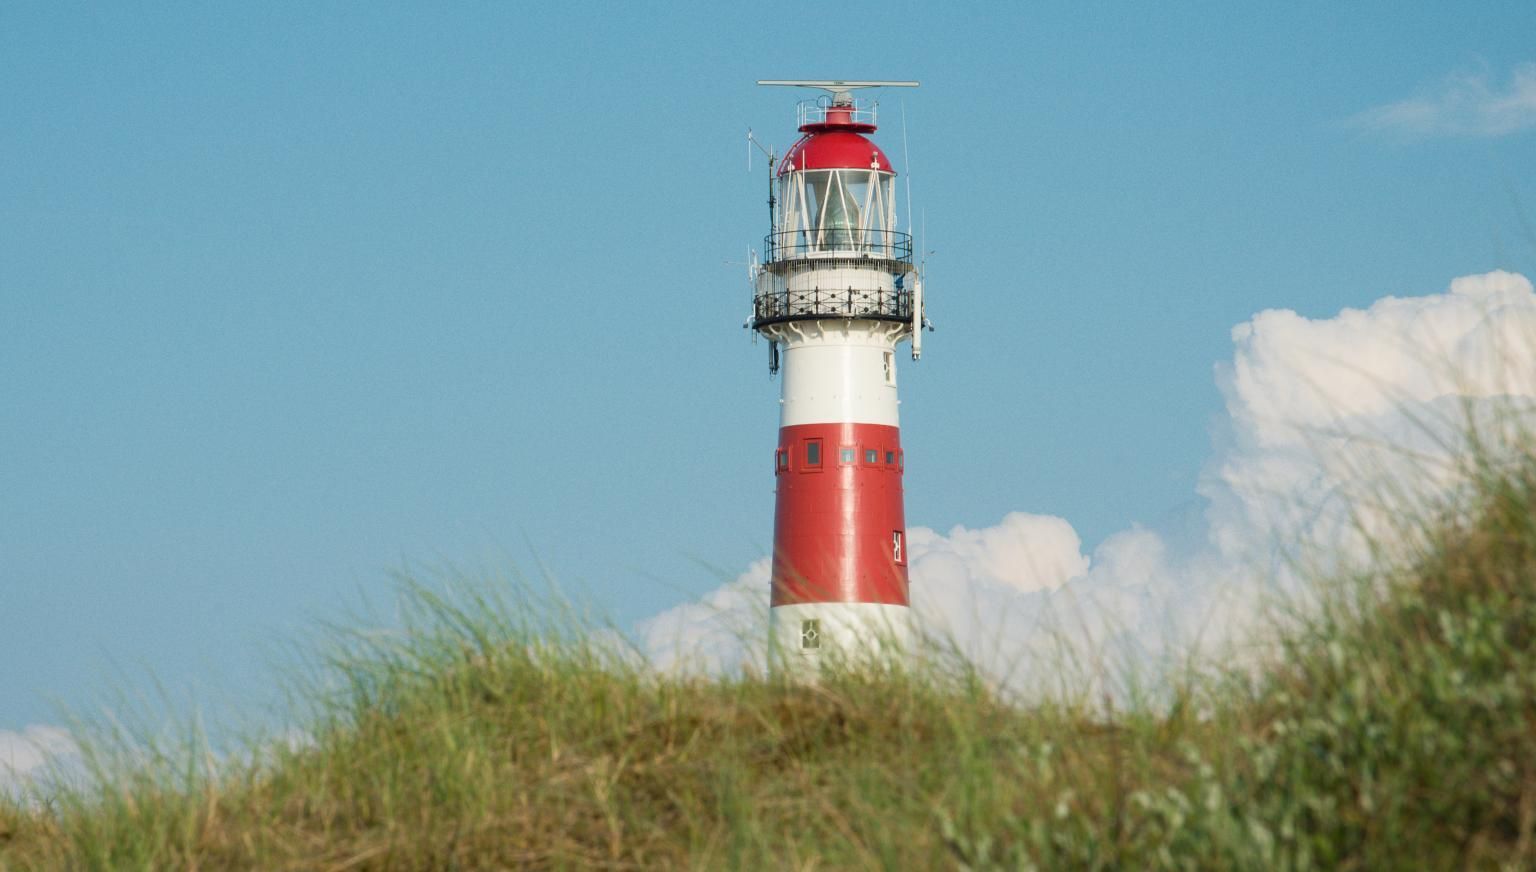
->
(771, 97, 903, 261)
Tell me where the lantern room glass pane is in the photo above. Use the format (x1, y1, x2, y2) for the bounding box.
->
(780, 168, 897, 255)
(843, 175, 871, 222)
(806, 170, 860, 250)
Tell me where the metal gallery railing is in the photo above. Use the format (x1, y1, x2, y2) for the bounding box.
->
(762, 229, 913, 266)
(752, 285, 913, 327)
(795, 98, 878, 129)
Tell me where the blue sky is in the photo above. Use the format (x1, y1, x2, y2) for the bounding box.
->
(3, 1, 1535, 730)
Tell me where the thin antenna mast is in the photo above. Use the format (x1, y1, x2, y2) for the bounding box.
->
(921, 209, 928, 276)
(901, 100, 922, 360)
(900, 99, 914, 236)
(746, 129, 777, 232)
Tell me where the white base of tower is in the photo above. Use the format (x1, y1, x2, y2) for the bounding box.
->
(769, 602, 913, 678)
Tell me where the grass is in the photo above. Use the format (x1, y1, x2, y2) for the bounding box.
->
(4, 441, 1536, 868)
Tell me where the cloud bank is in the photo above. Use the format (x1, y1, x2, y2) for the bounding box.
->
(638, 270, 1536, 692)
(1352, 63, 1536, 137)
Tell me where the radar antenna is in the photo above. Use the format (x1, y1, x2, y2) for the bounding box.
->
(757, 79, 919, 104)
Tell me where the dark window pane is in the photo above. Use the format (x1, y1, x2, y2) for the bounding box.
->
(806, 441, 821, 466)
(865, 449, 878, 464)
(841, 448, 855, 464)
(885, 451, 896, 465)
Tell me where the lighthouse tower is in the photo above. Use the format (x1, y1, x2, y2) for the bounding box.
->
(750, 80, 926, 673)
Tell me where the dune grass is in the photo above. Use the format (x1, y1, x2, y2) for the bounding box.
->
(4, 448, 1536, 869)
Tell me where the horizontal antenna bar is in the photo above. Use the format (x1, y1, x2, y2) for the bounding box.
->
(758, 80, 919, 89)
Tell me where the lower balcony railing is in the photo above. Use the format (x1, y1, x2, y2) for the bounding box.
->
(752, 286, 912, 327)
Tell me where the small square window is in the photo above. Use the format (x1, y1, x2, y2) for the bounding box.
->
(840, 447, 856, 464)
(865, 448, 879, 464)
(885, 450, 896, 466)
(806, 440, 822, 467)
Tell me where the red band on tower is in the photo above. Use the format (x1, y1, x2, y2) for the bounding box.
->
(772, 423, 908, 606)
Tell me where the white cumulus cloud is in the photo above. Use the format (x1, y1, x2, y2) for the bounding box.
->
(1351, 62, 1536, 137)
(910, 513, 1088, 594)
(638, 270, 1536, 695)
(634, 558, 770, 675)
(0, 725, 78, 796)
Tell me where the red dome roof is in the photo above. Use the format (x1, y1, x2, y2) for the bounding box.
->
(778, 131, 894, 176)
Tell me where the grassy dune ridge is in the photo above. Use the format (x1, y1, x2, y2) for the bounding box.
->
(4, 439, 1536, 868)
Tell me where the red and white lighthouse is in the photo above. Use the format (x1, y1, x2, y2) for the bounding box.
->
(749, 80, 926, 673)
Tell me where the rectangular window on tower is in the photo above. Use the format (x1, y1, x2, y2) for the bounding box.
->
(865, 448, 879, 465)
(893, 530, 905, 564)
(805, 439, 822, 470)
(885, 450, 897, 467)
(840, 447, 856, 465)
(775, 449, 789, 475)
(883, 351, 895, 386)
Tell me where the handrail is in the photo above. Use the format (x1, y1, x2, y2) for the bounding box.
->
(762, 229, 913, 265)
(797, 98, 877, 128)
(752, 286, 912, 328)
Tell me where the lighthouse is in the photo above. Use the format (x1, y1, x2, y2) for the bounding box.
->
(749, 80, 926, 674)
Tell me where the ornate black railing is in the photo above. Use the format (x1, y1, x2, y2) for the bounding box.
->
(762, 229, 913, 266)
(752, 286, 913, 327)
